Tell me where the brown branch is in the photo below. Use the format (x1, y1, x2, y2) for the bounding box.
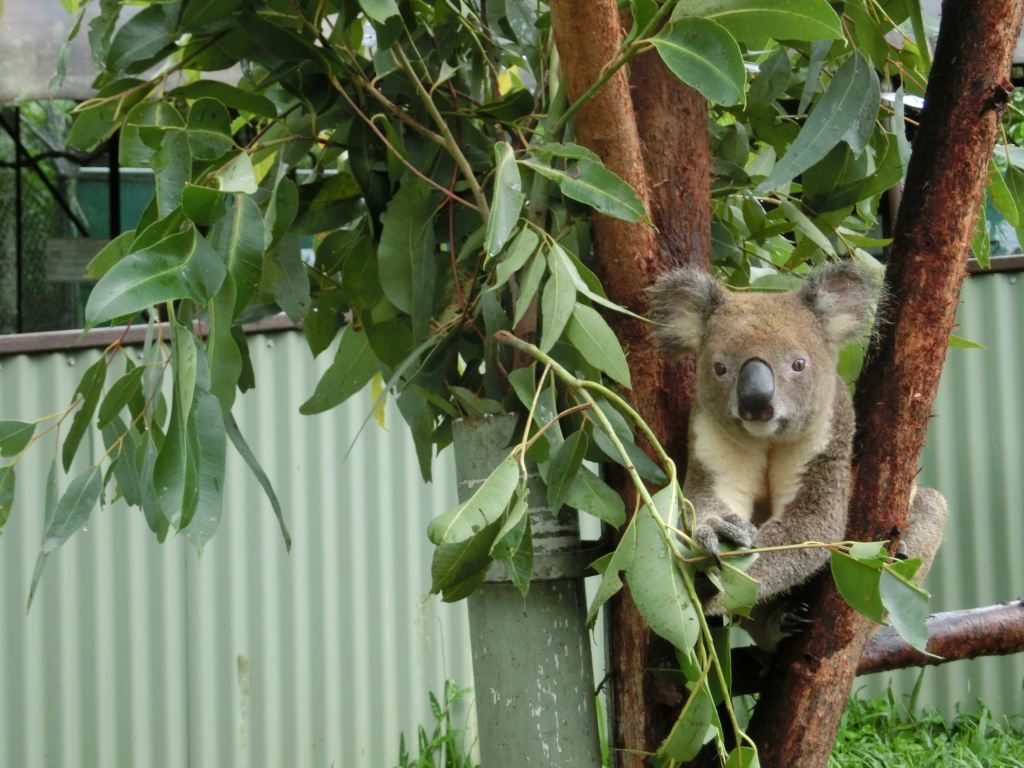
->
(747, 2, 1024, 765)
(858, 599, 1024, 674)
(658, 602, 1024, 704)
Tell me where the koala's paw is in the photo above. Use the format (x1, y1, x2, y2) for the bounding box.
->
(697, 514, 758, 565)
(696, 523, 722, 565)
(720, 513, 758, 547)
(778, 602, 813, 635)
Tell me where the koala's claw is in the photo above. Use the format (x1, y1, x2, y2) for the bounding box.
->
(696, 524, 722, 565)
(779, 602, 813, 635)
(895, 541, 910, 560)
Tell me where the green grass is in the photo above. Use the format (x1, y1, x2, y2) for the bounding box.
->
(831, 687, 1024, 767)
(393, 680, 480, 768)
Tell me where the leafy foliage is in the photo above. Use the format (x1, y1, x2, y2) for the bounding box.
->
(0, 0, 988, 760)
(394, 680, 480, 768)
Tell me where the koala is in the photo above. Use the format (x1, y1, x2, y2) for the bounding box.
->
(647, 263, 947, 649)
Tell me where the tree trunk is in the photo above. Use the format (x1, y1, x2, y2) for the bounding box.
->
(547, 4, 711, 763)
(747, 2, 1024, 765)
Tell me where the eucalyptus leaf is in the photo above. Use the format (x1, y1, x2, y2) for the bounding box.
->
(521, 159, 650, 223)
(565, 304, 631, 387)
(627, 487, 700, 651)
(651, 17, 745, 106)
(587, 518, 637, 626)
(62, 356, 107, 472)
(658, 679, 715, 761)
(0, 464, 14, 533)
(226, 414, 291, 550)
(42, 465, 103, 553)
(300, 326, 379, 414)
(0, 421, 36, 458)
(756, 53, 880, 193)
(486, 142, 525, 257)
(830, 550, 885, 623)
(539, 249, 576, 351)
(427, 456, 521, 545)
(85, 229, 226, 328)
(880, 565, 932, 653)
(565, 467, 626, 527)
(681, 0, 844, 43)
(547, 430, 589, 515)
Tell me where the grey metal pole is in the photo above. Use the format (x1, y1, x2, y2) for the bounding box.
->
(453, 415, 602, 767)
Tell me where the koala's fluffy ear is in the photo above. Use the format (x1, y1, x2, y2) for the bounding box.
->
(799, 262, 881, 346)
(646, 268, 724, 357)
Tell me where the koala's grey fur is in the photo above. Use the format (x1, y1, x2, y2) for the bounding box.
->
(648, 264, 947, 647)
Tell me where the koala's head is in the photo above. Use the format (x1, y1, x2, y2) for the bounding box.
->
(648, 264, 879, 444)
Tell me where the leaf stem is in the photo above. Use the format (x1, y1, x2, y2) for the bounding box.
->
(391, 45, 491, 219)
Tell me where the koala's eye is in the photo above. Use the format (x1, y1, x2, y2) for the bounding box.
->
(792, 358, 807, 372)
(713, 362, 728, 377)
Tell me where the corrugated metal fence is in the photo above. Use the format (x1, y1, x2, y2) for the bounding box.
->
(1, 271, 1022, 768)
(0, 334, 473, 768)
(860, 270, 1024, 717)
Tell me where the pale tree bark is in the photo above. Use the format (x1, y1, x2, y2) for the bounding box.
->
(747, 1, 1024, 765)
(547, 3, 711, 763)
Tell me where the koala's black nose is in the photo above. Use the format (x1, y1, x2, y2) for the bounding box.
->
(737, 358, 775, 422)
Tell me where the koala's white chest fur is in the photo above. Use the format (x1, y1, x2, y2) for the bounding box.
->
(690, 408, 831, 523)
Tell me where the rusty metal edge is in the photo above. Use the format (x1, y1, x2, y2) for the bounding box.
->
(0, 314, 297, 357)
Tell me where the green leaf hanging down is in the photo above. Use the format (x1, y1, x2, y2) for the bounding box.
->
(829, 550, 885, 623)
(0, 421, 36, 457)
(658, 678, 715, 762)
(209, 193, 265, 315)
(539, 247, 577, 351)
(587, 517, 637, 626)
(260, 235, 310, 323)
(378, 178, 439, 339)
(27, 462, 59, 610)
(41, 465, 103, 554)
(62, 356, 108, 472)
(431, 519, 502, 601)
(0, 464, 14, 533)
(880, 560, 932, 654)
(182, 391, 227, 555)
(650, 18, 745, 107)
(547, 430, 589, 515)
(565, 303, 632, 387)
(299, 325, 380, 415)
(486, 142, 525, 257)
(225, 414, 291, 550)
(427, 456, 521, 545)
(680, 0, 843, 43)
(97, 364, 146, 428)
(521, 159, 650, 223)
(627, 487, 700, 651)
(85, 228, 227, 328)
(756, 53, 880, 194)
(565, 467, 626, 528)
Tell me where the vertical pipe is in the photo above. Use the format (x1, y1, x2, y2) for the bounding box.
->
(453, 415, 602, 767)
(108, 132, 121, 237)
